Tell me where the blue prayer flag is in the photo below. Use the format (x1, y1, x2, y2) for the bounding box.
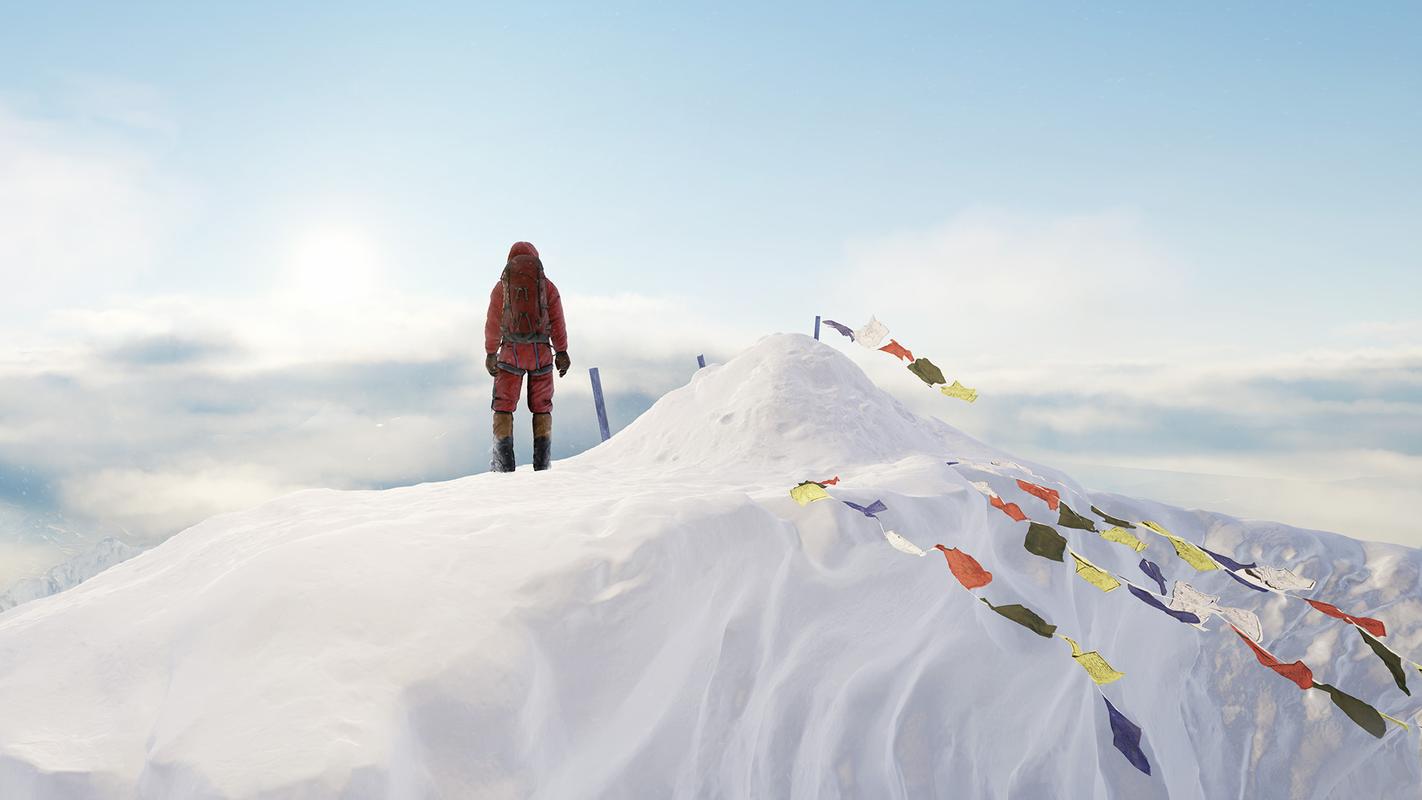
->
(1201, 546, 1256, 572)
(1128, 584, 1201, 624)
(1221, 569, 1270, 593)
(822, 319, 855, 341)
(1103, 696, 1151, 775)
(1138, 559, 1167, 595)
(843, 499, 887, 518)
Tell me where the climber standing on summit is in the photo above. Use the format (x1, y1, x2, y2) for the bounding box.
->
(484, 241, 570, 472)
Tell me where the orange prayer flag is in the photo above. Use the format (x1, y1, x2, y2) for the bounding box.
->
(935, 545, 992, 589)
(1306, 599, 1386, 638)
(878, 339, 914, 361)
(989, 494, 1027, 522)
(1015, 479, 1061, 511)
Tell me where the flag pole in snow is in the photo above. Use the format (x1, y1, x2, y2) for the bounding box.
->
(813, 315, 821, 340)
(696, 354, 706, 368)
(588, 367, 611, 442)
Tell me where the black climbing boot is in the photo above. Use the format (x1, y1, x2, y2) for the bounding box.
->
(491, 412, 516, 472)
(492, 437, 515, 472)
(532, 412, 552, 471)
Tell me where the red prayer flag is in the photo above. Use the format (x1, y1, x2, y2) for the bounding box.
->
(1355, 616, 1388, 639)
(1306, 599, 1386, 638)
(990, 494, 1027, 522)
(815, 476, 841, 486)
(878, 339, 914, 361)
(935, 545, 992, 589)
(1235, 628, 1313, 690)
(1015, 479, 1061, 511)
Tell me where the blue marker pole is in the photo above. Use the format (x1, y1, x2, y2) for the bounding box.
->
(589, 367, 611, 442)
(696, 354, 706, 369)
(813, 315, 821, 340)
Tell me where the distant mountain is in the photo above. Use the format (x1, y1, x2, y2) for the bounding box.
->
(0, 537, 144, 613)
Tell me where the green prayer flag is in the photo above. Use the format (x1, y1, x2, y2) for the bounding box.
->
(1091, 506, 1136, 529)
(1057, 503, 1098, 532)
(906, 357, 947, 386)
(1312, 682, 1387, 739)
(1358, 626, 1411, 696)
(1024, 522, 1067, 562)
(979, 597, 1057, 638)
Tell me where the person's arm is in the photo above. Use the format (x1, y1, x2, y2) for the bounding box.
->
(485, 282, 504, 355)
(546, 279, 569, 353)
(484, 282, 503, 376)
(546, 279, 570, 376)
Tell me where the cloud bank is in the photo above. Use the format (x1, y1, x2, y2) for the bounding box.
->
(821, 209, 1422, 546)
(0, 287, 747, 548)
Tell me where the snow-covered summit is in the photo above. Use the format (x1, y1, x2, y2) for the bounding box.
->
(0, 334, 1417, 799)
(586, 333, 995, 475)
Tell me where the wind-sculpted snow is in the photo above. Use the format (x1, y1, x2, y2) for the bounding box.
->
(0, 334, 1417, 798)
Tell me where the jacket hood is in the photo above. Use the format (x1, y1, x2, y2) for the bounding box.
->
(507, 241, 539, 260)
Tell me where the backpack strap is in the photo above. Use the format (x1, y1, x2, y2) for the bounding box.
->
(499, 263, 514, 343)
(536, 262, 550, 339)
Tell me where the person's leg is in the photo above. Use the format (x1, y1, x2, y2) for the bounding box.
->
(491, 369, 523, 472)
(529, 370, 555, 470)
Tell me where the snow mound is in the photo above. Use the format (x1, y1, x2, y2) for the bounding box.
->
(583, 333, 994, 474)
(0, 334, 1418, 799)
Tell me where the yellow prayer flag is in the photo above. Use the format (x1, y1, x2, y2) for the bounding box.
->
(940, 381, 978, 403)
(790, 482, 830, 506)
(1069, 550, 1121, 592)
(1381, 711, 1411, 732)
(1142, 521, 1220, 572)
(1100, 526, 1148, 552)
(1062, 636, 1125, 685)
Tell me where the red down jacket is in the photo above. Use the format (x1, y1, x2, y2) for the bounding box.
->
(483, 242, 568, 374)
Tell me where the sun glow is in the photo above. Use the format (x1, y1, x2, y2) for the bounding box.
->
(282, 226, 383, 307)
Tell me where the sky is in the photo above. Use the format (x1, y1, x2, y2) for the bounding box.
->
(1, 2, 1419, 582)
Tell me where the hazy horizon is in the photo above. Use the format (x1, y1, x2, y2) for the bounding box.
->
(3, 3, 1419, 580)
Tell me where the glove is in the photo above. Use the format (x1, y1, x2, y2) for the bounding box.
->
(554, 350, 571, 377)
(485, 353, 499, 377)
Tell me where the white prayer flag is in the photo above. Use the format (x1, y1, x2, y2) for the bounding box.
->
(853, 316, 889, 349)
(884, 530, 927, 557)
(1243, 565, 1315, 592)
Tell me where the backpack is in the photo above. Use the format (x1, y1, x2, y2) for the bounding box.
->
(499, 256, 551, 343)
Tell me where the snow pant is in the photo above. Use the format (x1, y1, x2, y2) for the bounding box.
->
(491, 373, 554, 472)
(492, 368, 554, 413)
(490, 341, 555, 471)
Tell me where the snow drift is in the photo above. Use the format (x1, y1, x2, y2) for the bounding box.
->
(0, 333, 1418, 799)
